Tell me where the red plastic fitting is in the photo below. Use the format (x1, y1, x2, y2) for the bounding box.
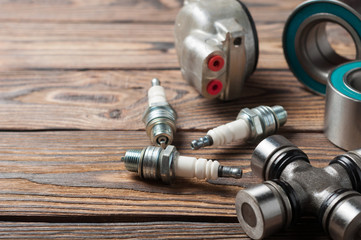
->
(208, 55, 224, 72)
(207, 80, 223, 95)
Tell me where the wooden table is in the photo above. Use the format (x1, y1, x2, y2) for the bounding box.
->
(0, 0, 353, 238)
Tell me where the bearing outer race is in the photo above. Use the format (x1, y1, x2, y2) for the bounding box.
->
(325, 61, 361, 150)
(329, 61, 361, 101)
(330, 155, 361, 193)
(268, 149, 310, 180)
(283, 0, 361, 94)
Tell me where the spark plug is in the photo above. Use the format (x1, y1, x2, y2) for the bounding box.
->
(121, 145, 242, 184)
(191, 105, 287, 150)
(142, 79, 177, 149)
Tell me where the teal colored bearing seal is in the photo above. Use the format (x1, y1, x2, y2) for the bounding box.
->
(330, 61, 361, 101)
(283, 0, 361, 95)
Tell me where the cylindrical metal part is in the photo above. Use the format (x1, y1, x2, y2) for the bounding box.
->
(143, 105, 177, 149)
(237, 105, 288, 143)
(142, 146, 163, 180)
(122, 145, 176, 184)
(122, 149, 143, 173)
(330, 150, 361, 193)
(251, 135, 309, 180)
(321, 190, 361, 240)
(283, 0, 361, 94)
(325, 61, 361, 150)
(235, 181, 293, 240)
(218, 166, 242, 179)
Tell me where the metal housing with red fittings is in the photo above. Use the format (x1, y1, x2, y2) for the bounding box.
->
(174, 0, 259, 100)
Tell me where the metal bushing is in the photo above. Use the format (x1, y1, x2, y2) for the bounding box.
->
(325, 61, 361, 150)
(283, 0, 361, 94)
(237, 106, 287, 144)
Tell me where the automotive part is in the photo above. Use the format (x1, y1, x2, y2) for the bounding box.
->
(122, 145, 242, 184)
(175, 0, 259, 100)
(235, 135, 361, 240)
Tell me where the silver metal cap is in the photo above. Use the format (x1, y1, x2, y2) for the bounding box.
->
(327, 195, 361, 240)
(251, 135, 294, 179)
(235, 181, 292, 240)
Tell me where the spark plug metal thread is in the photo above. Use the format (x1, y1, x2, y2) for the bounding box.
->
(121, 145, 243, 184)
(191, 105, 287, 150)
(142, 79, 177, 149)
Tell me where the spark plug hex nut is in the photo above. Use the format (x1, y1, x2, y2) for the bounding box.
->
(122, 145, 243, 184)
(236, 135, 361, 240)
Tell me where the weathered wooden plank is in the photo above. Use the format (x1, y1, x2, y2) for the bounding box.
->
(0, 0, 311, 71)
(0, 220, 330, 240)
(0, 22, 353, 71)
(0, 0, 303, 23)
(0, 22, 290, 70)
(0, 1, 347, 239)
(0, 131, 344, 217)
(0, 0, 353, 71)
(0, 70, 325, 131)
(0, 22, 178, 70)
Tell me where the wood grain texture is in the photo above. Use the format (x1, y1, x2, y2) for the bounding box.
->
(0, 131, 344, 218)
(0, 0, 305, 71)
(0, 69, 324, 131)
(0, 0, 303, 23)
(0, 220, 330, 240)
(0, 0, 350, 239)
(0, 0, 351, 71)
(0, 22, 291, 70)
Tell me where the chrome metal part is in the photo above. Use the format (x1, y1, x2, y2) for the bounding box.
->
(191, 135, 213, 150)
(236, 135, 361, 240)
(283, 0, 361, 94)
(122, 145, 243, 184)
(237, 105, 287, 143)
(325, 61, 361, 150)
(218, 165, 243, 179)
(190, 105, 287, 150)
(143, 79, 177, 148)
(175, 0, 258, 100)
(236, 181, 293, 239)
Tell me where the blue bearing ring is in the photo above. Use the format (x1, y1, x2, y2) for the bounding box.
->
(283, 0, 361, 95)
(329, 61, 361, 101)
(325, 60, 361, 150)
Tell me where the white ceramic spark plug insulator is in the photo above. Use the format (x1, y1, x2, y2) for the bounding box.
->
(174, 156, 220, 180)
(207, 119, 251, 147)
(148, 85, 167, 106)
